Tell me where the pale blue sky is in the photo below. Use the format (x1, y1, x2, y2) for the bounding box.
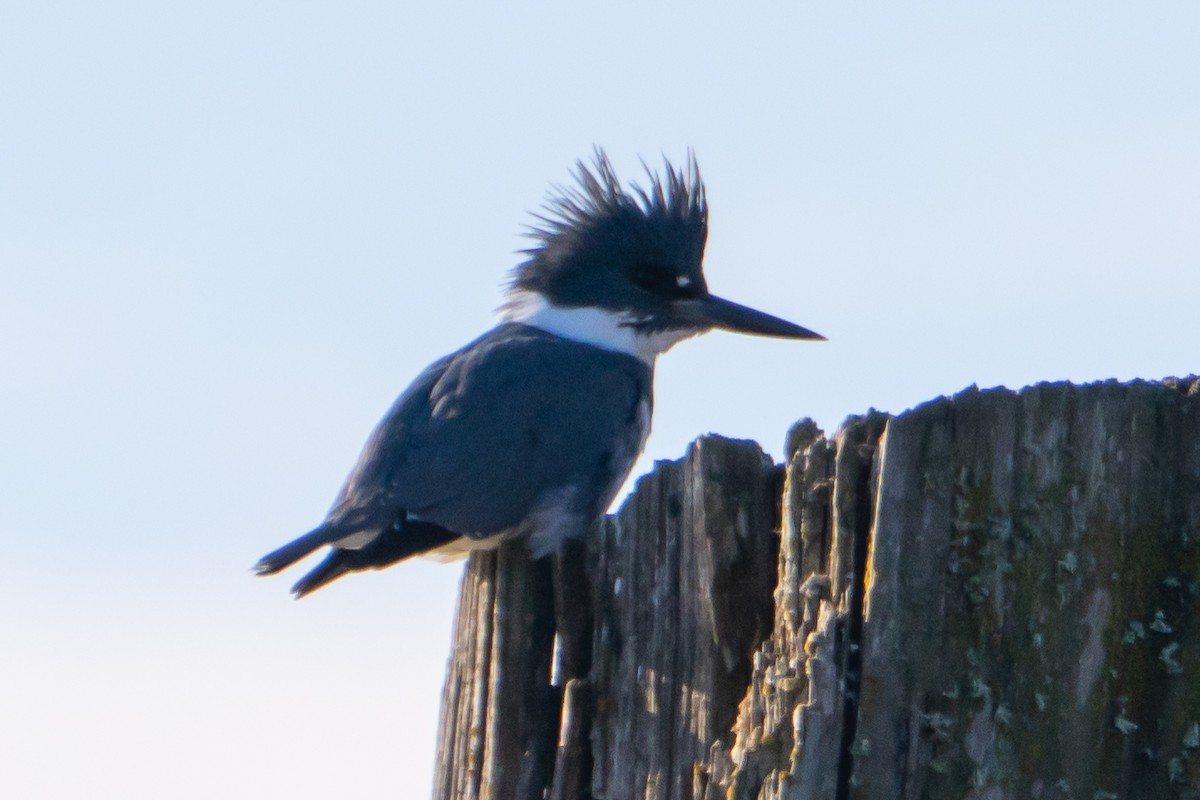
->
(2, 2, 1197, 798)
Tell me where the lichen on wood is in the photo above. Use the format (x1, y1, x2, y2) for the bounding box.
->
(433, 377, 1200, 800)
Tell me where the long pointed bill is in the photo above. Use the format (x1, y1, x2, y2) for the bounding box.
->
(672, 294, 825, 340)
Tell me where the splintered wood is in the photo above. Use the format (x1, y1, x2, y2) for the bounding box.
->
(433, 377, 1200, 800)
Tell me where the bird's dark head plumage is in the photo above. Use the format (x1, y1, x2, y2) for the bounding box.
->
(505, 149, 710, 320)
(503, 149, 824, 346)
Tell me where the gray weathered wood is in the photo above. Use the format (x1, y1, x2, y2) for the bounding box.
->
(434, 546, 557, 800)
(433, 377, 1200, 800)
(587, 437, 782, 800)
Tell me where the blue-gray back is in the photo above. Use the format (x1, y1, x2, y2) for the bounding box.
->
(325, 323, 653, 537)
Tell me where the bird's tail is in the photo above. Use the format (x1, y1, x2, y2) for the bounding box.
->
(253, 524, 351, 576)
(289, 551, 356, 598)
(256, 519, 462, 597)
(288, 521, 461, 597)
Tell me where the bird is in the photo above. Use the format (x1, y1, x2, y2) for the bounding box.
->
(255, 150, 824, 597)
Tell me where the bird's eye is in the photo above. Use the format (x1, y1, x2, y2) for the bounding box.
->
(631, 264, 698, 297)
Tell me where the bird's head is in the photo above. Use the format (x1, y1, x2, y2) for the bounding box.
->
(503, 150, 823, 362)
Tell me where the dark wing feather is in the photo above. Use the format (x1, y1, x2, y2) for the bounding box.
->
(329, 323, 651, 538)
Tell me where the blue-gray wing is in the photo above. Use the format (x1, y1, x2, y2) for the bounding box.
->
(325, 323, 652, 537)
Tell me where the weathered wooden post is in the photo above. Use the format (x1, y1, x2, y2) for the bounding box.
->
(433, 377, 1200, 800)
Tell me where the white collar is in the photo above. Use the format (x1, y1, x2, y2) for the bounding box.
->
(502, 291, 698, 365)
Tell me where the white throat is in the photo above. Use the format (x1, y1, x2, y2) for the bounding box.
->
(502, 291, 698, 365)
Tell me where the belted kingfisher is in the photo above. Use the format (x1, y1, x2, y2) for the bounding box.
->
(255, 150, 823, 596)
